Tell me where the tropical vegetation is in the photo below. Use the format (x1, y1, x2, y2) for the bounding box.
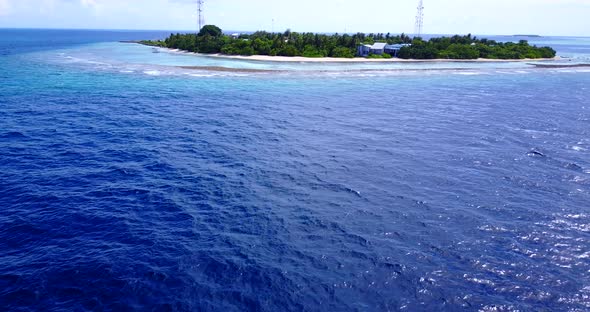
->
(140, 25, 556, 60)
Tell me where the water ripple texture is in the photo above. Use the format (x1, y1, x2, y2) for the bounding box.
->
(1, 29, 590, 311)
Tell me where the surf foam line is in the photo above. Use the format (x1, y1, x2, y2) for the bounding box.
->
(529, 63, 590, 68)
(175, 65, 504, 75)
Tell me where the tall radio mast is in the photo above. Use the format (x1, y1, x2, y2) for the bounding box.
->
(197, 0, 205, 31)
(414, 0, 424, 36)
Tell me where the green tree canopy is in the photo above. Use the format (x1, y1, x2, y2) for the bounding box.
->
(198, 25, 222, 37)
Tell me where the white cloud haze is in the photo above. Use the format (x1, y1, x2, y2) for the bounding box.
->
(0, 0, 588, 36)
(0, 0, 12, 16)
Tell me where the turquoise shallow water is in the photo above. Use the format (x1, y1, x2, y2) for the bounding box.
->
(1, 29, 590, 311)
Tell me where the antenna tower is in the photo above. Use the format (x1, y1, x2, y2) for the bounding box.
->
(414, 0, 424, 36)
(197, 0, 205, 31)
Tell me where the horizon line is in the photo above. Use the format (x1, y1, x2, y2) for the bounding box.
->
(0, 27, 588, 39)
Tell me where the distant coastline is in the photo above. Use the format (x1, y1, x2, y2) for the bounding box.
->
(138, 25, 558, 62)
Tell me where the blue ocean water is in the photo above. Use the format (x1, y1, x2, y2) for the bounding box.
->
(1, 29, 590, 311)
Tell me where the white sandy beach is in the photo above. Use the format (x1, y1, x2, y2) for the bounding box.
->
(159, 48, 560, 63)
(203, 54, 560, 63)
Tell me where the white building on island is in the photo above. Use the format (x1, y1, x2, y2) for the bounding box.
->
(357, 43, 411, 57)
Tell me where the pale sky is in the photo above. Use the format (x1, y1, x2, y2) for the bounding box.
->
(0, 0, 589, 36)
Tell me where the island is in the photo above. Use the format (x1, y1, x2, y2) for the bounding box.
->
(140, 25, 557, 61)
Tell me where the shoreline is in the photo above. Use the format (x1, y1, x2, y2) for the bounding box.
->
(142, 44, 561, 63)
(174, 64, 590, 73)
(202, 53, 560, 63)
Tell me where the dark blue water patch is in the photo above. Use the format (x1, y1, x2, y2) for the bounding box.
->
(0, 131, 30, 140)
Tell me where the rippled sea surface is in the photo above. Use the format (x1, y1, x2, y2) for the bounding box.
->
(1, 30, 590, 311)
